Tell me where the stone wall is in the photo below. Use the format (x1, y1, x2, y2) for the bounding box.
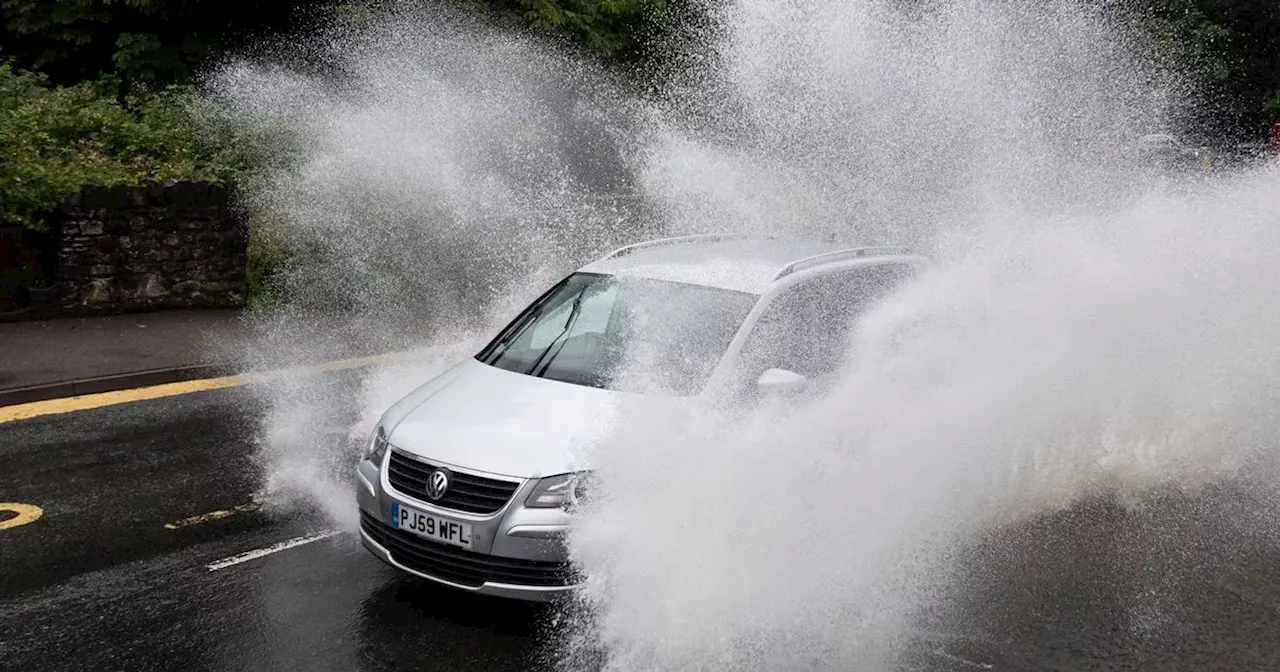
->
(56, 181, 247, 312)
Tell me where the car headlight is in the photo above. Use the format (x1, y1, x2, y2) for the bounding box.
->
(366, 425, 389, 464)
(524, 472, 591, 509)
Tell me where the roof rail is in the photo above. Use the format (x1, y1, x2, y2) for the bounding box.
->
(599, 233, 756, 260)
(773, 246, 914, 280)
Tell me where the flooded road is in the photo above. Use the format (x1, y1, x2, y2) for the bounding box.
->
(3, 370, 1279, 671)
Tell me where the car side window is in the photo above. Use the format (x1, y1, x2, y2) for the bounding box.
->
(736, 263, 916, 381)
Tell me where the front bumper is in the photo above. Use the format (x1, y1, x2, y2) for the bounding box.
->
(356, 451, 578, 602)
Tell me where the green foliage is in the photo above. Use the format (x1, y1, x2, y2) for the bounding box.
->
(1134, 0, 1280, 136)
(518, 0, 667, 60)
(0, 0, 331, 87)
(1267, 89, 1280, 118)
(245, 223, 289, 311)
(0, 62, 243, 229)
(1160, 1, 1232, 79)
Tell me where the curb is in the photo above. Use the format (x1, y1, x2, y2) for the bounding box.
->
(0, 346, 439, 410)
(0, 364, 238, 408)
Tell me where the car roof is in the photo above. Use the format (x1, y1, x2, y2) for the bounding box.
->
(578, 234, 919, 294)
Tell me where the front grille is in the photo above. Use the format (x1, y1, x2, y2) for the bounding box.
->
(387, 450, 521, 514)
(360, 511, 575, 588)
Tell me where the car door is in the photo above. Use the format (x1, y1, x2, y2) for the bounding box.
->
(732, 262, 917, 395)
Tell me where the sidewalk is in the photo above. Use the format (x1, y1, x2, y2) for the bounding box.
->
(0, 310, 250, 405)
(0, 309, 432, 406)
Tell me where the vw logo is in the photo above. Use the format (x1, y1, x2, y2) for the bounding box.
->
(425, 468, 450, 501)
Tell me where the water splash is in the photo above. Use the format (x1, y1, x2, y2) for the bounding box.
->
(203, 1, 1280, 668)
(640, 0, 1181, 244)
(568, 168, 1280, 670)
(207, 6, 655, 324)
(205, 7, 648, 528)
(561, 1, 1280, 668)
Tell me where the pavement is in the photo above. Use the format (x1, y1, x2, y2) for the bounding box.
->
(0, 310, 250, 405)
(0, 309, 432, 406)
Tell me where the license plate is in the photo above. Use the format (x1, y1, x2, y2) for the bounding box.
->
(392, 502, 473, 549)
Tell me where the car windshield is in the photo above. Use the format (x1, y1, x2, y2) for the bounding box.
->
(476, 273, 758, 395)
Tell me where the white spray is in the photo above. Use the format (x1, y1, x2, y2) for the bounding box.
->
(205, 0, 1280, 667)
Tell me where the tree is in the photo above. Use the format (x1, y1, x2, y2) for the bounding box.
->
(1198, 0, 1280, 136)
(0, 0, 336, 89)
(1135, 0, 1280, 140)
(513, 0, 667, 61)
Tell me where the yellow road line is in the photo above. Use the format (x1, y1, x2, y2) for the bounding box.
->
(164, 501, 263, 530)
(0, 503, 43, 530)
(0, 376, 245, 424)
(0, 348, 432, 425)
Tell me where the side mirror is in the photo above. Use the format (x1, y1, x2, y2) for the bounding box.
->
(756, 368, 808, 395)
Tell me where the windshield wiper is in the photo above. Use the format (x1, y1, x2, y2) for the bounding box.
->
(487, 306, 543, 362)
(526, 290, 586, 378)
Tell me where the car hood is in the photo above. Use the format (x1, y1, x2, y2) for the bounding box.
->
(384, 359, 627, 478)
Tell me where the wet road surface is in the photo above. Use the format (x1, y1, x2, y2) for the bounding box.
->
(3, 368, 1280, 671)
(0, 376, 550, 672)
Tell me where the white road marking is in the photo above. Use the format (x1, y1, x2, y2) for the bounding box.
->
(931, 649, 995, 669)
(205, 530, 342, 571)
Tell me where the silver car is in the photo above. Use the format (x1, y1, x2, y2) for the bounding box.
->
(356, 234, 924, 600)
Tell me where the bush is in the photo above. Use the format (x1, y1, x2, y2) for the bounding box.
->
(0, 62, 243, 229)
(245, 221, 292, 312)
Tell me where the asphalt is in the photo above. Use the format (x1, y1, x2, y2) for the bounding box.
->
(0, 373, 551, 672)
(926, 486, 1280, 670)
(3, 367, 1280, 671)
